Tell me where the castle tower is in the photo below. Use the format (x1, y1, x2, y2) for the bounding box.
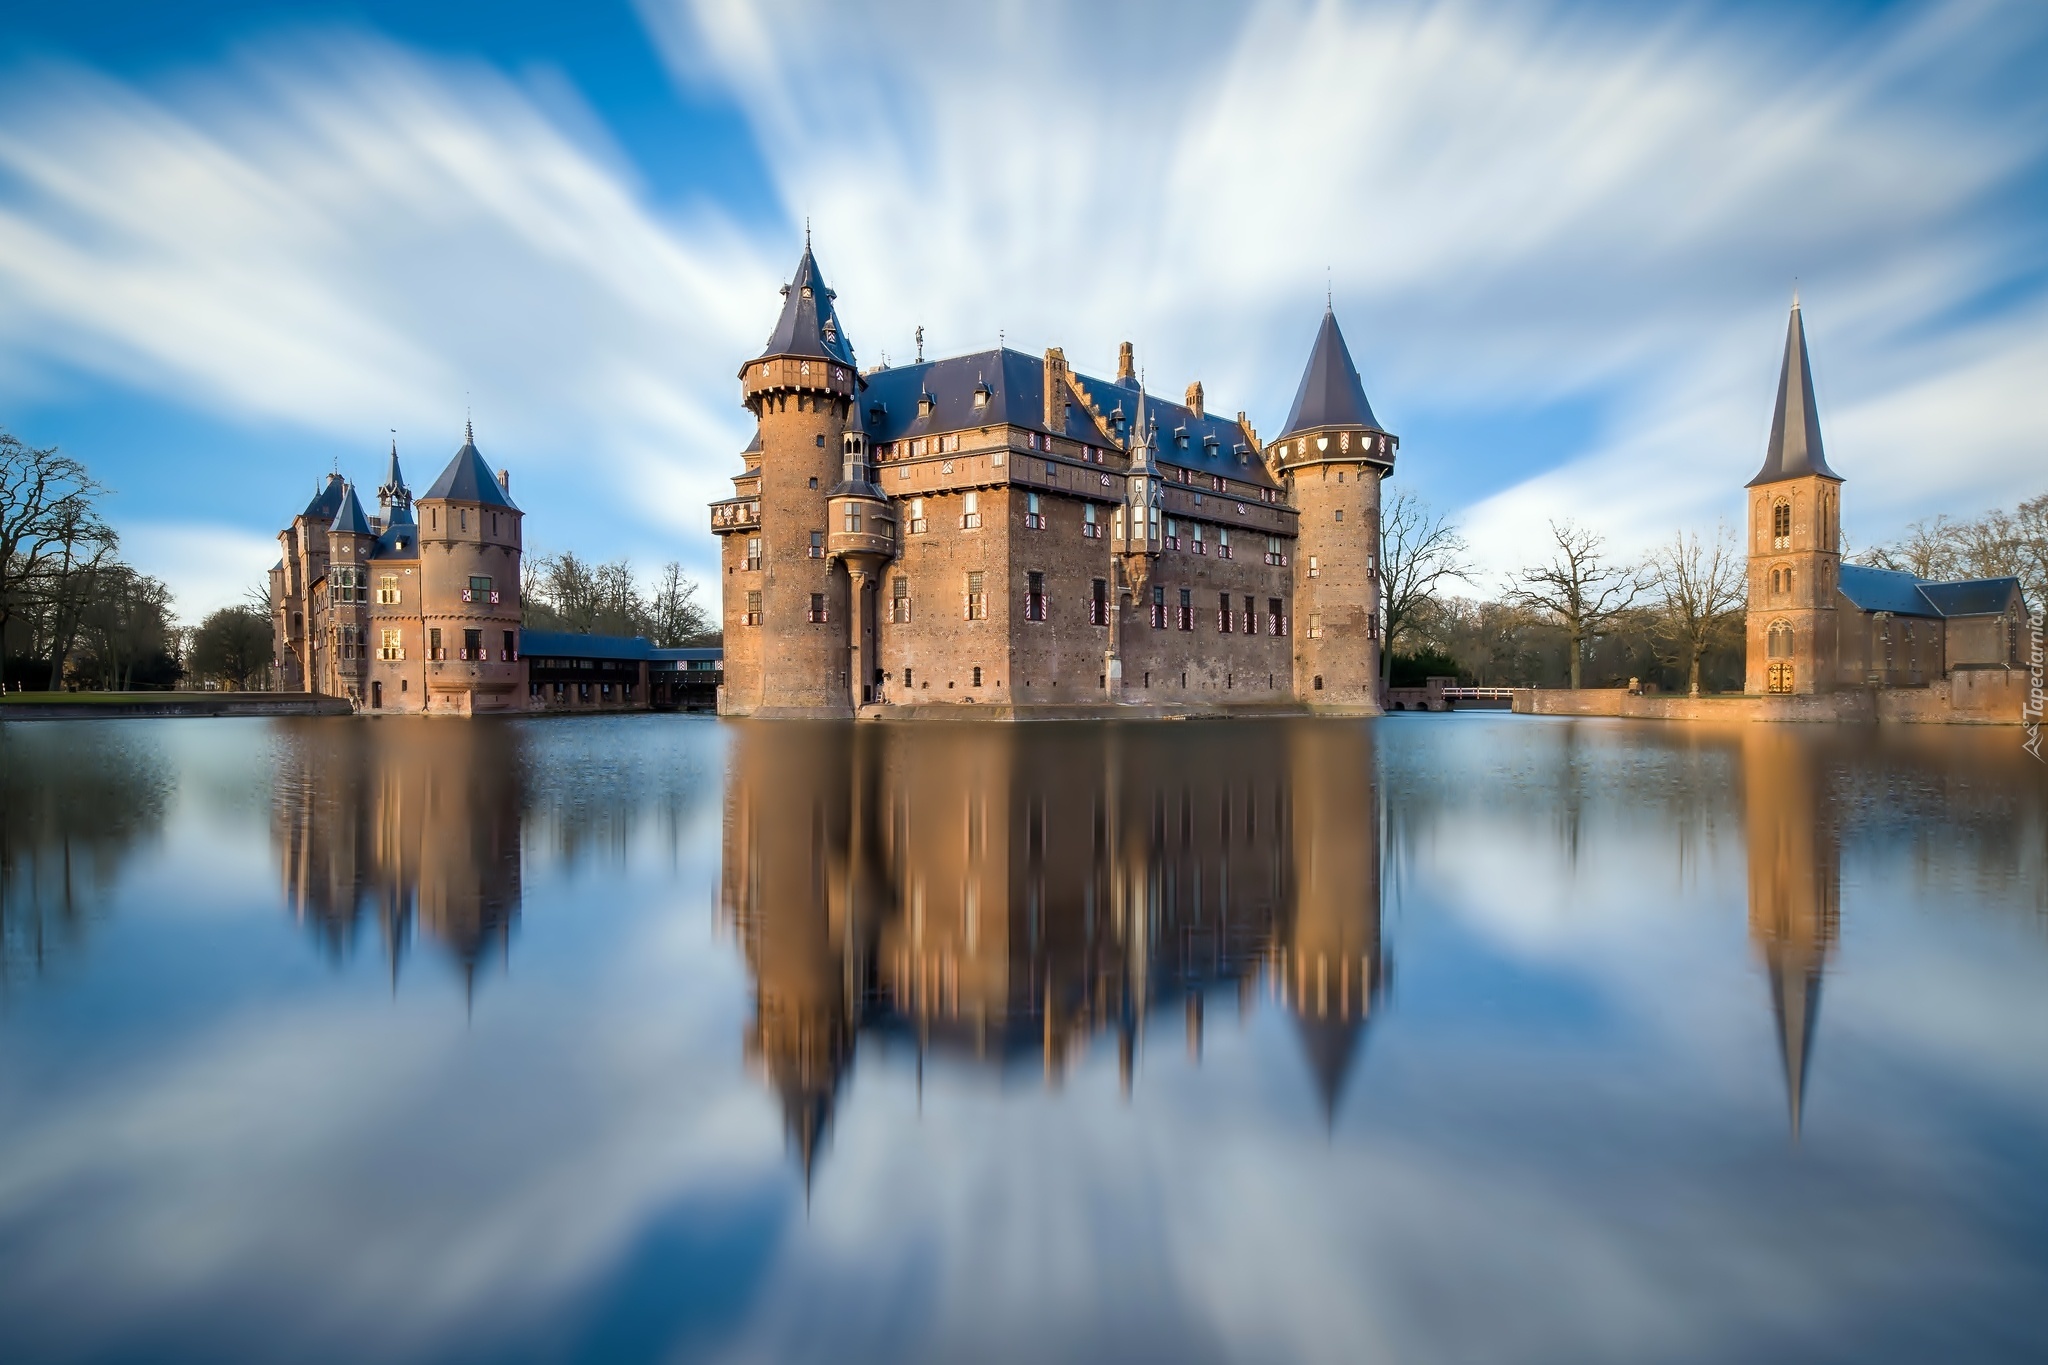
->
(276, 472, 348, 692)
(325, 482, 375, 703)
(720, 242, 862, 717)
(416, 423, 524, 714)
(1745, 299, 1843, 695)
(1272, 308, 1397, 711)
(1109, 386, 1164, 700)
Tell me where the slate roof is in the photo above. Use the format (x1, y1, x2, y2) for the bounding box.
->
(371, 524, 420, 560)
(301, 473, 347, 521)
(378, 441, 415, 526)
(1918, 577, 2022, 617)
(518, 630, 659, 662)
(859, 347, 1277, 489)
(329, 483, 373, 536)
(1276, 308, 1383, 439)
(753, 245, 857, 370)
(1837, 564, 1941, 617)
(1748, 302, 1840, 486)
(422, 424, 519, 509)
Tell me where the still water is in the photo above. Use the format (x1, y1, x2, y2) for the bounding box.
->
(1, 715, 2044, 1364)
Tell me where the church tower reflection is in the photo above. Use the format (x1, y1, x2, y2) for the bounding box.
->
(1742, 728, 1840, 1137)
(719, 721, 1387, 1181)
(273, 719, 524, 995)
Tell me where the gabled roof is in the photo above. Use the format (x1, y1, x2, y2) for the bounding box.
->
(752, 244, 857, 370)
(1748, 302, 1840, 487)
(422, 424, 519, 509)
(329, 483, 373, 536)
(857, 346, 1278, 489)
(301, 472, 347, 522)
(1917, 578, 2022, 618)
(1276, 308, 1383, 439)
(1837, 564, 1941, 617)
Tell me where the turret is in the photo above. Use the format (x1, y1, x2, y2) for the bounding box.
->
(1273, 307, 1397, 712)
(827, 395, 896, 710)
(326, 482, 375, 704)
(377, 437, 414, 528)
(416, 423, 524, 714)
(1744, 298, 1843, 696)
(1113, 385, 1164, 573)
(719, 238, 864, 716)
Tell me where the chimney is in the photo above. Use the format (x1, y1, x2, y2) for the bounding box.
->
(1043, 347, 1069, 430)
(1185, 381, 1204, 418)
(1117, 341, 1135, 384)
(498, 469, 510, 492)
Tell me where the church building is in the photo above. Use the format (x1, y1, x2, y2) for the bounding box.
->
(1745, 300, 2029, 694)
(711, 242, 1398, 717)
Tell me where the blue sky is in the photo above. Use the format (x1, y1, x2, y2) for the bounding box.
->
(1, 0, 2043, 621)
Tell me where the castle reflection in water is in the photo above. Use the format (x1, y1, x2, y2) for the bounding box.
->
(256, 716, 1853, 1177)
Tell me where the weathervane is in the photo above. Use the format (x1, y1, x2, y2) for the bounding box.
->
(915, 325, 924, 363)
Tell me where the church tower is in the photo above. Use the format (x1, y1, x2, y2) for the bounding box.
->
(1272, 308, 1397, 711)
(721, 241, 862, 716)
(1745, 300, 1843, 695)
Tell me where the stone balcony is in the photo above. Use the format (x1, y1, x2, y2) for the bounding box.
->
(710, 497, 761, 533)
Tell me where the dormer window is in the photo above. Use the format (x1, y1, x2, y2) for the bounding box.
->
(973, 380, 991, 408)
(919, 392, 935, 418)
(1175, 428, 1189, 449)
(801, 286, 813, 299)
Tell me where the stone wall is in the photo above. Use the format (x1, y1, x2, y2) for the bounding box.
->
(1513, 674, 2028, 725)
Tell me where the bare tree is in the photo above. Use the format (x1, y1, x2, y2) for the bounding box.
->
(0, 432, 105, 691)
(1649, 525, 1746, 697)
(647, 562, 714, 647)
(188, 606, 274, 691)
(1503, 520, 1643, 689)
(1378, 490, 1471, 688)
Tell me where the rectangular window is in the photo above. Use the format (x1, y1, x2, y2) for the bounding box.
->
(1151, 585, 1166, 629)
(378, 628, 403, 661)
(376, 574, 400, 605)
(1091, 578, 1108, 626)
(910, 498, 927, 534)
(1166, 518, 1181, 552)
(745, 536, 762, 571)
(891, 576, 910, 623)
(1307, 613, 1323, 640)
(1025, 492, 1043, 530)
(961, 491, 981, 530)
(745, 590, 763, 626)
(844, 504, 862, 533)
(1367, 613, 1379, 640)
(1192, 523, 1205, 555)
(503, 629, 516, 663)
(1266, 536, 1287, 567)
(1083, 503, 1100, 538)
(1367, 552, 1377, 578)
(1217, 527, 1231, 559)
(465, 574, 495, 606)
(1271, 599, 1288, 637)
(428, 627, 443, 660)
(463, 628, 483, 661)
(809, 530, 825, 558)
(1308, 555, 1320, 579)
(1245, 595, 1256, 635)
(1026, 571, 1046, 622)
(809, 592, 828, 623)
(1217, 591, 1232, 633)
(965, 571, 987, 620)
(1212, 474, 1226, 492)
(1335, 509, 1344, 523)
(1178, 588, 1194, 631)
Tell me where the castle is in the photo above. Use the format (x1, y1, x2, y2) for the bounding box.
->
(271, 429, 525, 715)
(710, 243, 1395, 717)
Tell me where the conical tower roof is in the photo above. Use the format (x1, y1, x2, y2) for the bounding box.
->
(1292, 1012, 1368, 1127)
(329, 482, 373, 536)
(1277, 308, 1383, 439)
(752, 240, 857, 372)
(1748, 300, 1840, 487)
(301, 472, 347, 522)
(422, 422, 518, 509)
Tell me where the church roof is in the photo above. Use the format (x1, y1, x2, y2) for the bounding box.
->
(1837, 564, 1942, 617)
(1916, 577, 2023, 618)
(1276, 308, 1384, 439)
(752, 243, 857, 371)
(329, 483, 373, 536)
(858, 347, 1278, 490)
(422, 424, 519, 509)
(301, 472, 347, 522)
(1748, 302, 1840, 487)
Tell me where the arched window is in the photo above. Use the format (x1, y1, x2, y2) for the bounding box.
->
(1772, 501, 1791, 549)
(1767, 620, 1794, 658)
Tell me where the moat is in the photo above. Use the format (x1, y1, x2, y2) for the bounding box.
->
(2, 715, 2044, 1364)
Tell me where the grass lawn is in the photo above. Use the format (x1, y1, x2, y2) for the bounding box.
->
(0, 691, 243, 704)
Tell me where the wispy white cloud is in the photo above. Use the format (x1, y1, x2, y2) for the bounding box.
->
(0, 0, 2041, 613)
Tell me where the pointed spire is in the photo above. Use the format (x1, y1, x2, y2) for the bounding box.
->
(1766, 944, 1823, 1140)
(378, 433, 414, 526)
(422, 424, 518, 509)
(329, 481, 373, 537)
(751, 240, 856, 370)
(1748, 298, 1840, 486)
(1277, 308, 1382, 438)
